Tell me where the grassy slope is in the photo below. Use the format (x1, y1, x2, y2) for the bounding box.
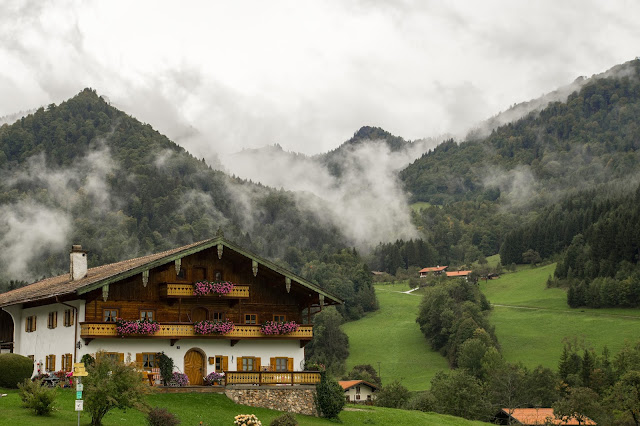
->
(341, 283, 449, 391)
(480, 263, 640, 369)
(0, 388, 486, 426)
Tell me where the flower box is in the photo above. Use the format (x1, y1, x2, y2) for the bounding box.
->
(115, 318, 161, 335)
(193, 320, 234, 335)
(193, 280, 235, 296)
(260, 321, 300, 335)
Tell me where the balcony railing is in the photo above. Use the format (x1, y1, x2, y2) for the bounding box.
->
(80, 323, 313, 341)
(225, 371, 321, 385)
(159, 283, 250, 298)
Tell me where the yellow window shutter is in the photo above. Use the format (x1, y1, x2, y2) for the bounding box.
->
(287, 358, 294, 371)
(255, 357, 261, 371)
(135, 353, 143, 368)
(34, 316, 37, 331)
(270, 357, 276, 370)
(119, 353, 125, 363)
(237, 357, 243, 371)
(45, 355, 49, 370)
(222, 356, 228, 371)
(25, 318, 28, 332)
(52, 355, 56, 371)
(54, 312, 57, 328)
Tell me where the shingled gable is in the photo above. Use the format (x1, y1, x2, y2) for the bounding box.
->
(0, 236, 343, 308)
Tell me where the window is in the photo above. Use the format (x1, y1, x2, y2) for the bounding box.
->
(214, 355, 228, 371)
(214, 270, 223, 281)
(273, 314, 286, 322)
(177, 267, 186, 280)
(100, 352, 123, 363)
(45, 354, 56, 372)
(103, 309, 118, 322)
(275, 358, 289, 372)
(140, 310, 154, 321)
(62, 354, 73, 372)
(242, 357, 255, 371)
(47, 311, 57, 329)
(367, 395, 372, 401)
(356, 385, 361, 394)
(212, 312, 224, 321)
(142, 353, 156, 371)
(28, 355, 34, 362)
(244, 314, 257, 324)
(25, 316, 36, 332)
(356, 394, 361, 400)
(345, 396, 350, 402)
(63, 309, 74, 327)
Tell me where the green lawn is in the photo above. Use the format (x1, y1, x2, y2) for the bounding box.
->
(342, 283, 449, 391)
(0, 387, 486, 426)
(480, 264, 640, 369)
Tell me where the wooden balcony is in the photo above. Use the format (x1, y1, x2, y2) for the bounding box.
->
(159, 283, 250, 299)
(80, 323, 313, 347)
(225, 371, 321, 386)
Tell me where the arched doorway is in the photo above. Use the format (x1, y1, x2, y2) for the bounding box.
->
(0, 309, 14, 353)
(184, 348, 205, 385)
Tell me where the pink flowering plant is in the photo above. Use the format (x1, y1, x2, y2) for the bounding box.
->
(260, 320, 299, 335)
(169, 372, 189, 387)
(193, 319, 234, 335)
(115, 318, 161, 335)
(203, 371, 225, 385)
(193, 280, 235, 296)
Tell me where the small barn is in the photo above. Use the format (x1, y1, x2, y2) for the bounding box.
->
(493, 408, 596, 425)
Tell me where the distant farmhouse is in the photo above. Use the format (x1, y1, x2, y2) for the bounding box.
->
(445, 270, 472, 281)
(419, 266, 447, 278)
(493, 408, 596, 425)
(339, 380, 378, 403)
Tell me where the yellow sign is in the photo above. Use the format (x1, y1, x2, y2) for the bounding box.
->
(73, 362, 89, 377)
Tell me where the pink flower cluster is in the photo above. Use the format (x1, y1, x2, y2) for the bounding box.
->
(193, 320, 235, 335)
(260, 321, 299, 335)
(115, 318, 161, 335)
(193, 280, 235, 296)
(170, 372, 189, 387)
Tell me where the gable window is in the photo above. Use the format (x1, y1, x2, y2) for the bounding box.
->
(47, 311, 57, 329)
(62, 354, 73, 372)
(244, 314, 257, 324)
(25, 316, 36, 332)
(356, 385, 361, 394)
(214, 270, 223, 281)
(273, 314, 286, 322)
(103, 309, 118, 322)
(63, 309, 74, 327)
(177, 267, 187, 280)
(140, 310, 154, 321)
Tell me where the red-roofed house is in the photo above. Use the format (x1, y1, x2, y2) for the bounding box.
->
(419, 266, 448, 278)
(493, 408, 597, 425)
(339, 380, 378, 403)
(445, 270, 473, 281)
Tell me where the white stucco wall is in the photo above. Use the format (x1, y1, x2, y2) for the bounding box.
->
(4, 300, 85, 376)
(344, 384, 376, 403)
(79, 338, 305, 375)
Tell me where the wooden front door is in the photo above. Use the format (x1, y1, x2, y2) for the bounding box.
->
(184, 349, 205, 385)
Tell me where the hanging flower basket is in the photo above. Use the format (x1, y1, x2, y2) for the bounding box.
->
(193, 280, 235, 296)
(115, 318, 161, 335)
(193, 320, 235, 335)
(260, 321, 299, 335)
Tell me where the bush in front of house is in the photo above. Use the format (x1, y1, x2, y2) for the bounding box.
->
(269, 412, 297, 426)
(234, 414, 262, 425)
(81, 353, 95, 367)
(314, 373, 345, 419)
(0, 353, 34, 388)
(84, 350, 149, 426)
(147, 406, 180, 426)
(157, 352, 174, 386)
(17, 378, 57, 416)
(374, 380, 410, 408)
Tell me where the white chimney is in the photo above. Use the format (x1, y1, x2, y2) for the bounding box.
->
(70, 245, 88, 281)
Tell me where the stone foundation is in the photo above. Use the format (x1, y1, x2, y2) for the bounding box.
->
(225, 385, 317, 416)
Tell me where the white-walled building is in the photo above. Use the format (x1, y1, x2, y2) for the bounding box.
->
(339, 380, 378, 403)
(0, 236, 341, 385)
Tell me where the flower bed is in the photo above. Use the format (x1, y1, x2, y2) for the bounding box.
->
(193, 280, 235, 296)
(193, 320, 235, 335)
(169, 372, 189, 387)
(234, 414, 262, 426)
(203, 371, 225, 386)
(260, 320, 299, 335)
(115, 318, 161, 335)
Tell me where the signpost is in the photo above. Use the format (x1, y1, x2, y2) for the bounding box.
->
(73, 363, 89, 426)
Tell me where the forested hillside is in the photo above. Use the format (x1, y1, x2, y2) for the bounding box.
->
(0, 89, 377, 322)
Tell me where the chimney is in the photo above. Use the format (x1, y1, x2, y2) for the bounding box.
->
(70, 245, 88, 281)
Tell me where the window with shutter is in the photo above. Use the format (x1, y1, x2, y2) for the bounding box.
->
(48, 311, 57, 329)
(64, 309, 74, 327)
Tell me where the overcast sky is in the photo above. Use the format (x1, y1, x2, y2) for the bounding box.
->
(1, 0, 639, 156)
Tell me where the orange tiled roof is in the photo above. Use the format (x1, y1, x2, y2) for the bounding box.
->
(338, 380, 379, 391)
(446, 270, 472, 277)
(419, 266, 448, 273)
(504, 408, 596, 425)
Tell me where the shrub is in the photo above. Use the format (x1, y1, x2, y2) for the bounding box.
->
(169, 372, 189, 387)
(147, 406, 180, 426)
(203, 371, 225, 386)
(269, 412, 297, 426)
(157, 352, 174, 386)
(84, 350, 149, 425)
(403, 391, 435, 412)
(375, 380, 410, 408)
(17, 378, 57, 416)
(315, 373, 345, 419)
(0, 353, 34, 388)
(81, 353, 95, 367)
(234, 414, 262, 425)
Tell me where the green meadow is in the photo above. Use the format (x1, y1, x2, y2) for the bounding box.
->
(341, 283, 449, 391)
(0, 388, 486, 426)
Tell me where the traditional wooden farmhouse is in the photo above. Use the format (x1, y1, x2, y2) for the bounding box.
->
(338, 380, 378, 403)
(493, 408, 597, 425)
(0, 235, 341, 386)
(419, 266, 448, 278)
(445, 270, 472, 281)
